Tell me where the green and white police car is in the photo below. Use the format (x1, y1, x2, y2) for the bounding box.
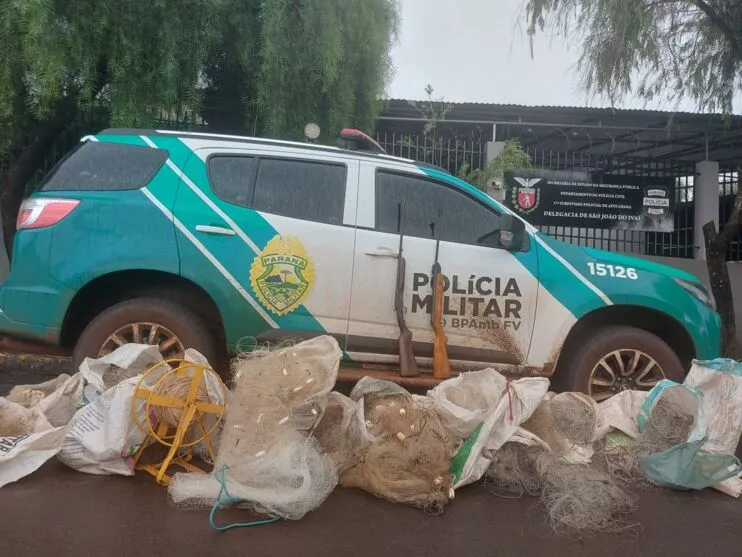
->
(0, 128, 721, 399)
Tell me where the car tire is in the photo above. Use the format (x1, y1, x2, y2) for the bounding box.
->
(555, 325, 684, 400)
(72, 297, 223, 373)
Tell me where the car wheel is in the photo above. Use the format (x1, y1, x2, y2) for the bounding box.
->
(72, 297, 222, 372)
(556, 325, 684, 401)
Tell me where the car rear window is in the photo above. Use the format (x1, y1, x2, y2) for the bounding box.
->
(40, 141, 168, 192)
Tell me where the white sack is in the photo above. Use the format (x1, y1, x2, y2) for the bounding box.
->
(447, 369, 550, 489)
(0, 397, 67, 488)
(58, 347, 225, 476)
(684, 358, 742, 497)
(7, 372, 85, 428)
(79, 343, 164, 405)
(598, 389, 649, 439)
(427, 369, 508, 440)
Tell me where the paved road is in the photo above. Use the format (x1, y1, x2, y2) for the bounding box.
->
(2, 361, 742, 557)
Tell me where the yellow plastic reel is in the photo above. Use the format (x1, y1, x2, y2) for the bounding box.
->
(130, 358, 228, 486)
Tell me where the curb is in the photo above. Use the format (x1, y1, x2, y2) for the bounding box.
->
(0, 352, 74, 375)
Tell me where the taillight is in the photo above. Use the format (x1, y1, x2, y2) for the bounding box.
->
(16, 198, 80, 230)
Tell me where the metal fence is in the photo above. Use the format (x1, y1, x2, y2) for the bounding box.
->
(6, 121, 740, 261)
(375, 131, 487, 177)
(374, 132, 713, 260)
(719, 168, 742, 261)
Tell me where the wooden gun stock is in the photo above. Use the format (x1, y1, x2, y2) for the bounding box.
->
(395, 198, 418, 378)
(432, 271, 451, 379)
(395, 255, 419, 377)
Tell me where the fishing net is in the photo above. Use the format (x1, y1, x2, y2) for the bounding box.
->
(167, 335, 342, 521)
(537, 451, 638, 534)
(521, 392, 603, 463)
(339, 377, 457, 514)
(168, 428, 337, 519)
(598, 397, 695, 486)
(151, 372, 209, 428)
(486, 441, 638, 534)
(312, 392, 370, 474)
(485, 442, 544, 497)
(549, 393, 599, 445)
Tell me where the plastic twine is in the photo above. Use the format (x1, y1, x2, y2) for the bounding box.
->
(208, 466, 282, 532)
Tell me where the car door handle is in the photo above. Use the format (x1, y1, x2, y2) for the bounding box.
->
(365, 247, 398, 258)
(195, 225, 236, 236)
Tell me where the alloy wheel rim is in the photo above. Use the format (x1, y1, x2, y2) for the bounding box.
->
(99, 322, 185, 359)
(588, 349, 666, 402)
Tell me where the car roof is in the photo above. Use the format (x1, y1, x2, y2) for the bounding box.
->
(98, 128, 431, 168)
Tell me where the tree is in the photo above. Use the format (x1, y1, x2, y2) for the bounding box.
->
(703, 169, 742, 358)
(459, 140, 533, 197)
(0, 0, 400, 255)
(524, 0, 742, 357)
(200, 0, 400, 141)
(0, 0, 224, 256)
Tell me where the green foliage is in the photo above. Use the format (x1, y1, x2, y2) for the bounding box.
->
(524, 0, 742, 114)
(459, 140, 532, 194)
(0, 0, 401, 154)
(209, 0, 400, 141)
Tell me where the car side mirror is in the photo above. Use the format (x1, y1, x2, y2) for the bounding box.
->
(477, 214, 527, 251)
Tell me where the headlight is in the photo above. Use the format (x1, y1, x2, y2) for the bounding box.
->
(674, 278, 716, 311)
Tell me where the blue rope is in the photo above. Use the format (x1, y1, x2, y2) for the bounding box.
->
(208, 466, 282, 532)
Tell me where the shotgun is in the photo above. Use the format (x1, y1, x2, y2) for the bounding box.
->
(395, 199, 419, 377)
(431, 211, 451, 380)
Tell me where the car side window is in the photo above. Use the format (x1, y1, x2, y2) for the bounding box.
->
(253, 158, 347, 225)
(208, 155, 257, 208)
(208, 155, 347, 226)
(375, 170, 506, 247)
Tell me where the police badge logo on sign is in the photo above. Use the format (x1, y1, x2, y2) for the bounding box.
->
(512, 177, 542, 215)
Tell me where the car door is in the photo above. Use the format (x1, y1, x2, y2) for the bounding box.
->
(173, 145, 358, 348)
(346, 161, 538, 367)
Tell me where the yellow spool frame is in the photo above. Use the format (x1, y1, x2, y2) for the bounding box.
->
(130, 358, 227, 486)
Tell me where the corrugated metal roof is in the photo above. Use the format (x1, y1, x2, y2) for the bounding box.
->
(381, 98, 742, 128)
(377, 99, 742, 164)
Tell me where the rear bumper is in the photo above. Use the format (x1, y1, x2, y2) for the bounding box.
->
(0, 308, 66, 355)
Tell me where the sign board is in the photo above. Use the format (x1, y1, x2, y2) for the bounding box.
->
(503, 169, 675, 232)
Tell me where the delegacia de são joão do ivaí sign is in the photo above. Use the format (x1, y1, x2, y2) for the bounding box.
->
(503, 168, 675, 232)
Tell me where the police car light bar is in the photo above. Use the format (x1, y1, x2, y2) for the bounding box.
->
(337, 128, 387, 154)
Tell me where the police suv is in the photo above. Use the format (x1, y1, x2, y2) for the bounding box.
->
(1, 128, 721, 399)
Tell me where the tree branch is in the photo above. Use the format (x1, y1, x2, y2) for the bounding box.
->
(691, 0, 742, 62)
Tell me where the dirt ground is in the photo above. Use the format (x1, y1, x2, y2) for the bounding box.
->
(2, 359, 742, 557)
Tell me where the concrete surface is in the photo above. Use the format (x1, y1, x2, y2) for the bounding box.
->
(3, 363, 742, 557)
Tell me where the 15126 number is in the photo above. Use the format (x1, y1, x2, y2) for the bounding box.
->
(586, 262, 638, 280)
